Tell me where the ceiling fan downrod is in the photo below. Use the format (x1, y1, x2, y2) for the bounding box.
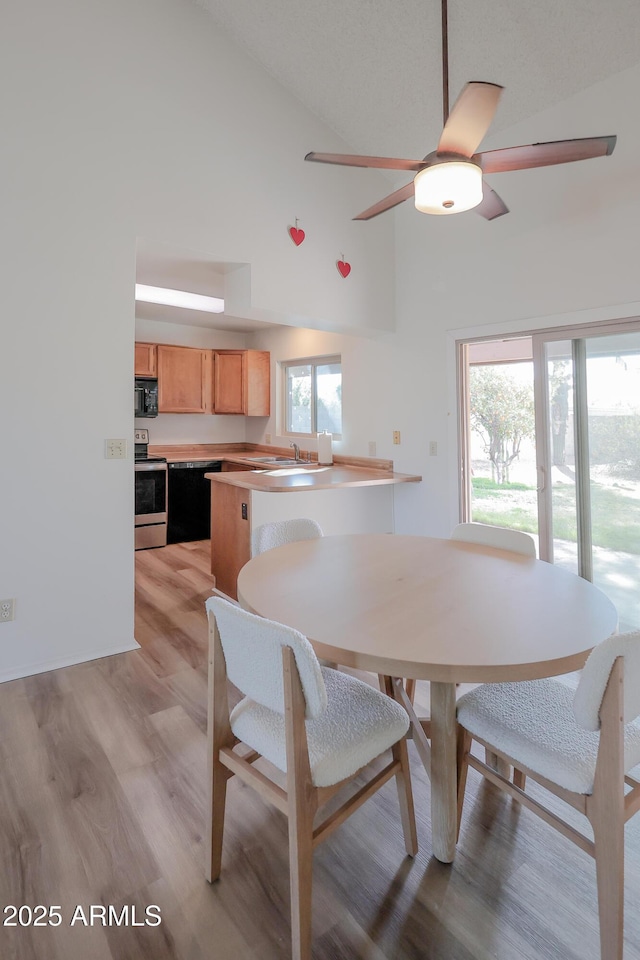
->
(441, 0, 450, 125)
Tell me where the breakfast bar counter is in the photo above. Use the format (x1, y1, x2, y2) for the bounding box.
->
(206, 462, 421, 492)
(197, 449, 421, 599)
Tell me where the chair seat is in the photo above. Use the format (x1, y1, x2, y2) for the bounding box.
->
(230, 667, 409, 787)
(457, 678, 640, 794)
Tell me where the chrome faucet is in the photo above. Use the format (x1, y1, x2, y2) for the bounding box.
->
(290, 441, 300, 461)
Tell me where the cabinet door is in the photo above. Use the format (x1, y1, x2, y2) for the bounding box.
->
(213, 350, 271, 416)
(213, 351, 246, 414)
(245, 350, 270, 417)
(157, 345, 212, 413)
(135, 342, 157, 377)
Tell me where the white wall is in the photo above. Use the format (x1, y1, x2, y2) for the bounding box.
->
(135, 317, 249, 445)
(3, 0, 639, 682)
(247, 325, 395, 459)
(389, 62, 640, 538)
(253, 62, 640, 543)
(1, 0, 396, 682)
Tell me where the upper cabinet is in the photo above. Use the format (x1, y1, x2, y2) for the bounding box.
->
(135, 343, 270, 416)
(134, 342, 157, 378)
(157, 345, 212, 414)
(213, 350, 270, 416)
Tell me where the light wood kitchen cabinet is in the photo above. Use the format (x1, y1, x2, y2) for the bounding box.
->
(157, 345, 212, 414)
(213, 350, 270, 416)
(134, 342, 157, 377)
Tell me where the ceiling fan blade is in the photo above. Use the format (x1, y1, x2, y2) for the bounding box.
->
(475, 182, 509, 220)
(476, 135, 616, 174)
(437, 82, 504, 157)
(353, 182, 415, 221)
(305, 151, 424, 172)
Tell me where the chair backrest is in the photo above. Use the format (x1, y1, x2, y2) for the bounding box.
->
(251, 518, 324, 557)
(206, 597, 327, 719)
(573, 630, 640, 731)
(450, 522, 537, 558)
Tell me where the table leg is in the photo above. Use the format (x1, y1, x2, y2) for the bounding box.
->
(429, 681, 457, 864)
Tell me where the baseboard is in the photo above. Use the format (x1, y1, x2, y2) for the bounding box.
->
(0, 639, 141, 685)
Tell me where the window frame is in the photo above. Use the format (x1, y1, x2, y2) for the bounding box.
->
(281, 354, 343, 439)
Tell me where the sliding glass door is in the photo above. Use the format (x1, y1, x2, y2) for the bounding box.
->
(460, 318, 640, 631)
(534, 325, 640, 630)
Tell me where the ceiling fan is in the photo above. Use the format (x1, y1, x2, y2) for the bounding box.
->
(305, 0, 616, 221)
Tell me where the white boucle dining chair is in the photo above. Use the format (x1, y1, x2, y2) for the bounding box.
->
(204, 597, 417, 960)
(448, 521, 537, 768)
(251, 517, 323, 557)
(456, 630, 640, 960)
(450, 521, 537, 557)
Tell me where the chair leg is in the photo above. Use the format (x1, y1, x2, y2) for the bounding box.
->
(456, 727, 472, 840)
(288, 801, 315, 960)
(205, 756, 228, 882)
(588, 657, 625, 960)
(206, 614, 233, 883)
(591, 799, 624, 960)
(392, 737, 418, 857)
(282, 645, 317, 960)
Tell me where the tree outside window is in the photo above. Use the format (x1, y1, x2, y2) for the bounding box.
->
(284, 357, 342, 436)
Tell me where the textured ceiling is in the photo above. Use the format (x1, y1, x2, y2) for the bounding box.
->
(140, 1, 640, 327)
(195, 0, 640, 161)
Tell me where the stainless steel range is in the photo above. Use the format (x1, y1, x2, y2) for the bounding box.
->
(134, 428, 167, 550)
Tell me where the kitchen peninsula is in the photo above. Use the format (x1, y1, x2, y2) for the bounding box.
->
(203, 450, 421, 600)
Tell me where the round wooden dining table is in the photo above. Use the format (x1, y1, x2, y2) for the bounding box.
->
(236, 533, 618, 862)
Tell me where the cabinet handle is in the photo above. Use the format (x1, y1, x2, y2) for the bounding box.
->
(241, 503, 248, 520)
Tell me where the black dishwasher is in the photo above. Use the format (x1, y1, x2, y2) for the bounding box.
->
(167, 461, 222, 543)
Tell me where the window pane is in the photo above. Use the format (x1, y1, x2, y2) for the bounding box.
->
(316, 362, 342, 434)
(286, 364, 312, 433)
(469, 361, 537, 538)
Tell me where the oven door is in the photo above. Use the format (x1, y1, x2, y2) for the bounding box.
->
(135, 462, 167, 548)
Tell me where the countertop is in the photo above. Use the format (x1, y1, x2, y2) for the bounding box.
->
(148, 443, 422, 491)
(205, 463, 421, 492)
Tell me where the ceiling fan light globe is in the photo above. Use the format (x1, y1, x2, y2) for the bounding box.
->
(413, 161, 483, 215)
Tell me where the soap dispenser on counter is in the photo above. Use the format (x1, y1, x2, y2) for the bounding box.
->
(317, 430, 333, 465)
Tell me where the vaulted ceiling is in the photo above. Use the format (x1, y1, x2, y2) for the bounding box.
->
(138, 1, 640, 328)
(195, 0, 640, 161)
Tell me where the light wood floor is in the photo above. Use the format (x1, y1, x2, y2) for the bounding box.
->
(2, 541, 640, 960)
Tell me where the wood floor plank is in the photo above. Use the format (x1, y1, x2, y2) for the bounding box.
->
(1, 540, 640, 959)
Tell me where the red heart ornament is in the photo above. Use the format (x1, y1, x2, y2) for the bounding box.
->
(336, 259, 351, 278)
(289, 226, 305, 246)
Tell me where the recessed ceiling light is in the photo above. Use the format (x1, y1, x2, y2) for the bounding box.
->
(135, 284, 224, 313)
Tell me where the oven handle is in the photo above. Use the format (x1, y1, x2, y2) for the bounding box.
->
(134, 462, 168, 472)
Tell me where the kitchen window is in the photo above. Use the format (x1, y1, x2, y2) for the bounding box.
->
(283, 356, 342, 437)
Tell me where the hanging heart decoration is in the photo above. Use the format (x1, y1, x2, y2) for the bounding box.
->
(336, 258, 351, 278)
(288, 220, 305, 246)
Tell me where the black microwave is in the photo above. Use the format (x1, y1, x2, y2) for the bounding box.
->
(135, 378, 159, 418)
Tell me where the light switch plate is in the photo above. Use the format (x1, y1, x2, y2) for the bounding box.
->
(105, 439, 127, 459)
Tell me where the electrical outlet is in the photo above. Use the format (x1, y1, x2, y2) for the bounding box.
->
(429, 441, 438, 456)
(0, 599, 15, 622)
(393, 431, 401, 445)
(105, 439, 127, 459)
(368, 441, 377, 457)
(265, 433, 272, 445)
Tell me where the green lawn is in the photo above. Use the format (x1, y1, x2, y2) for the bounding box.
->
(472, 477, 640, 555)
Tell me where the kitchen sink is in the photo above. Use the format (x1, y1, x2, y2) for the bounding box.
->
(244, 456, 303, 465)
